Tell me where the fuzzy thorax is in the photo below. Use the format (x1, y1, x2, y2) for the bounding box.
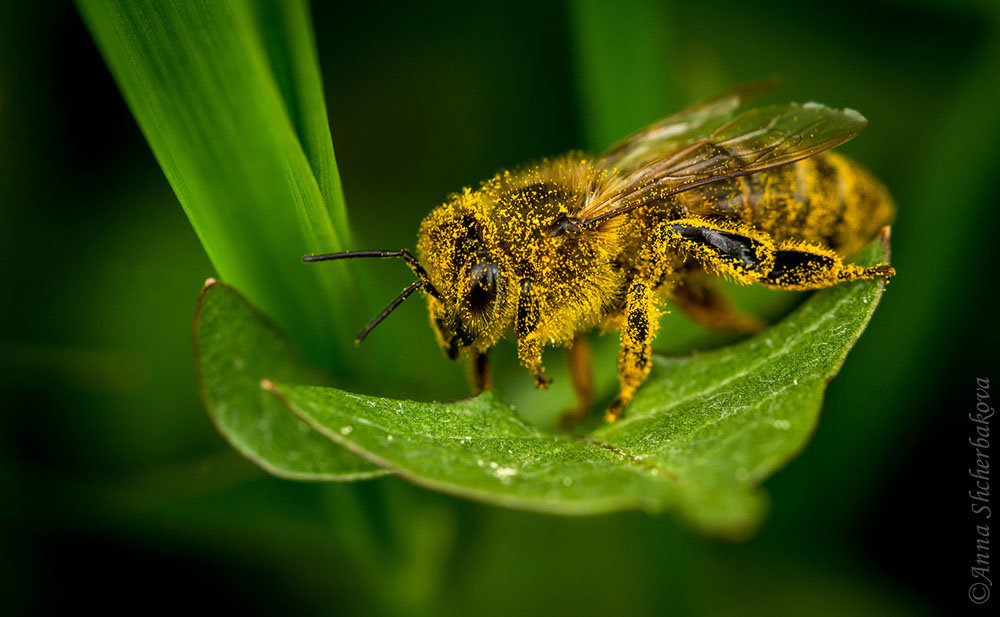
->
(416, 155, 623, 358)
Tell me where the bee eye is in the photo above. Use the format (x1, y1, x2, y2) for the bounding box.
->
(468, 260, 499, 311)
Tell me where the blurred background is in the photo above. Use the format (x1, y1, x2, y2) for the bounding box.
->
(1, 0, 997, 614)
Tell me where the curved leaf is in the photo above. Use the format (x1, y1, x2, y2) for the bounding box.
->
(200, 235, 890, 536)
(195, 279, 386, 481)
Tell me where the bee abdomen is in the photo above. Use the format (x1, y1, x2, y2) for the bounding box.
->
(808, 152, 894, 256)
(684, 152, 894, 256)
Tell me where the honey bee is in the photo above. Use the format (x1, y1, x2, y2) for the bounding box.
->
(304, 84, 895, 422)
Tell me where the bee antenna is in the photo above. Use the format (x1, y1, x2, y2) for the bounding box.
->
(303, 249, 409, 263)
(355, 281, 424, 345)
(302, 248, 441, 300)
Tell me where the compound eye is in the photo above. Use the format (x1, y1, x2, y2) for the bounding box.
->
(468, 260, 499, 311)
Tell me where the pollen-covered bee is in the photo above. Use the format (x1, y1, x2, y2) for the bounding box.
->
(304, 84, 895, 422)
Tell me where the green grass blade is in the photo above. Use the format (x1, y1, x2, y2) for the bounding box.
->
(251, 0, 350, 239)
(77, 0, 352, 365)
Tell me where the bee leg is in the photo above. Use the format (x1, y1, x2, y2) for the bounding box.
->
(559, 334, 593, 426)
(673, 269, 765, 333)
(662, 218, 775, 285)
(760, 240, 895, 290)
(608, 280, 660, 422)
(470, 352, 492, 394)
(663, 218, 893, 291)
(516, 280, 551, 389)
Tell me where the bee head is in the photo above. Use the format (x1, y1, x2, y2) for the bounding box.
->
(418, 205, 510, 360)
(301, 201, 510, 355)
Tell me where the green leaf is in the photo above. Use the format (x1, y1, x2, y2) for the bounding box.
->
(195, 279, 386, 481)
(198, 229, 890, 536)
(77, 0, 353, 365)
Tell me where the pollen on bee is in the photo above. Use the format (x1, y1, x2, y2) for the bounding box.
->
(396, 94, 891, 423)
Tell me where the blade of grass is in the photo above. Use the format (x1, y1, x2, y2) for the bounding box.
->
(77, 0, 353, 367)
(251, 0, 350, 239)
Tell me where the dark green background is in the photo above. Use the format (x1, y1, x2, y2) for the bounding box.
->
(2, 1, 996, 615)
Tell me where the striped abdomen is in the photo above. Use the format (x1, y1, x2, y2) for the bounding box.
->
(677, 152, 894, 257)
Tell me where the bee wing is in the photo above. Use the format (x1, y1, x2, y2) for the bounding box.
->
(581, 102, 867, 226)
(600, 79, 778, 174)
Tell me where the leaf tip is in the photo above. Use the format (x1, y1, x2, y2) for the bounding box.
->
(260, 378, 276, 392)
(202, 277, 218, 291)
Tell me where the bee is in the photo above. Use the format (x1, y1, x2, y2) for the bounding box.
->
(304, 84, 895, 422)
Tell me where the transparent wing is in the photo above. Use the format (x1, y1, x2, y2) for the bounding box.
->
(581, 102, 867, 226)
(600, 79, 778, 174)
